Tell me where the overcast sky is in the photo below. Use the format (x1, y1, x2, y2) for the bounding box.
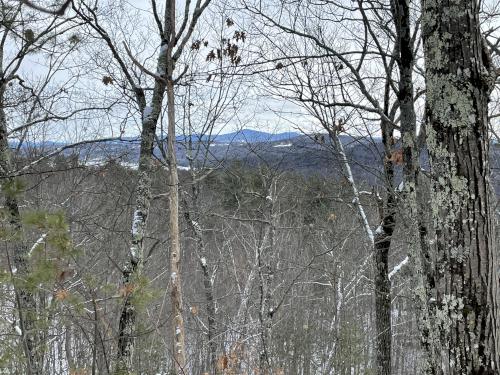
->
(10, 0, 500, 144)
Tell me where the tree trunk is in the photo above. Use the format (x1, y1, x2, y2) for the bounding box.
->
(374, 207, 394, 375)
(392, 0, 437, 372)
(258, 177, 280, 374)
(183, 200, 218, 374)
(258, 220, 274, 373)
(167, 75, 186, 372)
(421, 0, 500, 371)
(0, 89, 42, 375)
(115, 35, 168, 375)
(330, 123, 395, 375)
(165, 3, 186, 368)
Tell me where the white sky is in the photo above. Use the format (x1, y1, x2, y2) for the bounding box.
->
(6, 0, 500, 143)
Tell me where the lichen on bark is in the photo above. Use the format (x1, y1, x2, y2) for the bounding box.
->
(420, 0, 500, 372)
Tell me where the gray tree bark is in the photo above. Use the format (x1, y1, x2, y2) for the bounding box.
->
(75, 0, 212, 371)
(421, 0, 500, 372)
(183, 191, 219, 374)
(164, 1, 186, 371)
(392, 0, 437, 372)
(114, 27, 168, 375)
(258, 177, 278, 374)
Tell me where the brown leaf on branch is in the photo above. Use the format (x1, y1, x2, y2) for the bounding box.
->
(55, 289, 69, 301)
(386, 149, 404, 165)
(57, 268, 75, 282)
(216, 355, 228, 371)
(206, 50, 216, 62)
(191, 40, 201, 50)
(24, 29, 35, 43)
(102, 76, 113, 85)
(234, 31, 246, 42)
(119, 283, 136, 297)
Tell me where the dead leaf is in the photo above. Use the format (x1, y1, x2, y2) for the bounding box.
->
(119, 283, 136, 297)
(55, 289, 69, 301)
(102, 76, 113, 85)
(386, 149, 404, 165)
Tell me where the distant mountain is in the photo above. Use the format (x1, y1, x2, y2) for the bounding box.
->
(175, 129, 300, 143)
(209, 129, 300, 143)
(10, 132, 395, 185)
(14, 130, 500, 194)
(12, 130, 300, 148)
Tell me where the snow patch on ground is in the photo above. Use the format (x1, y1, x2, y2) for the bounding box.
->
(83, 159, 190, 171)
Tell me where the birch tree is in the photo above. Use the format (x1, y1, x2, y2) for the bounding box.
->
(242, 1, 422, 371)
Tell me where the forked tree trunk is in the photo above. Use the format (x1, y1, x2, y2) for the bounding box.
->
(111, 0, 211, 371)
(421, 0, 500, 372)
(71, 5, 167, 373)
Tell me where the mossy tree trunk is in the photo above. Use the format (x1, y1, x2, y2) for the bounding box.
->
(421, 0, 500, 372)
(392, 0, 438, 372)
(115, 59, 166, 374)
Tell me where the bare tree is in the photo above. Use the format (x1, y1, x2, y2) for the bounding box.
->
(73, 0, 213, 373)
(240, 1, 423, 372)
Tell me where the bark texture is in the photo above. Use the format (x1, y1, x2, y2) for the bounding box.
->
(374, 197, 394, 375)
(421, 0, 500, 372)
(165, 1, 186, 369)
(257, 177, 278, 373)
(392, 0, 437, 371)
(183, 192, 219, 374)
(167, 78, 186, 372)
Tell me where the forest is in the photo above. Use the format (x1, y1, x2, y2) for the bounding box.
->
(0, 0, 500, 374)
